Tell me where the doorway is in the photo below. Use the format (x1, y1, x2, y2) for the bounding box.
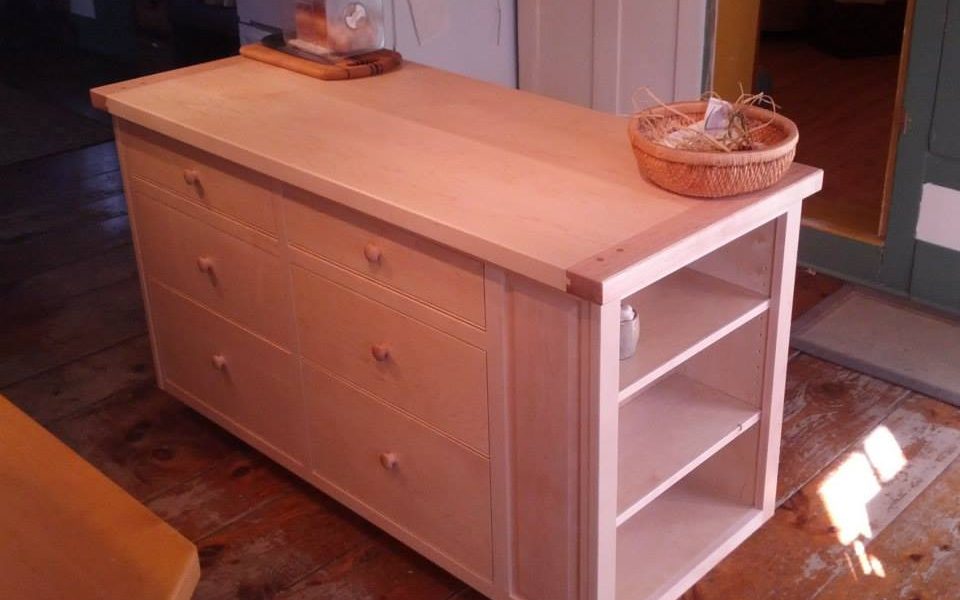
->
(716, 0, 913, 245)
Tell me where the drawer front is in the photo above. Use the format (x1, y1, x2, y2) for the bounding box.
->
(303, 363, 493, 578)
(149, 282, 308, 466)
(118, 121, 277, 233)
(284, 188, 485, 327)
(292, 266, 489, 453)
(132, 183, 293, 348)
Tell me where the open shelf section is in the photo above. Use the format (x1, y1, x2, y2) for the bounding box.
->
(615, 480, 763, 600)
(618, 268, 768, 402)
(616, 426, 765, 600)
(617, 374, 760, 525)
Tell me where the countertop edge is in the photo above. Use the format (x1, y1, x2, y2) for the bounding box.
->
(566, 166, 824, 304)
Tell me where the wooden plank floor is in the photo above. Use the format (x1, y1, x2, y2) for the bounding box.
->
(2, 142, 959, 599)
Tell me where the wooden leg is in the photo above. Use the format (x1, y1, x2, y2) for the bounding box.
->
(586, 301, 621, 600)
(756, 207, 802, 515)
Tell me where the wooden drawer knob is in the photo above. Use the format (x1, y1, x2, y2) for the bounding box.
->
(211, 354, 228, 371)
(182, 168, 200, 186)
(196, 256, 215, 274)
(363, 243, 382, 264)
(379, 452, 399, 471)
(370, 343, 390, 362)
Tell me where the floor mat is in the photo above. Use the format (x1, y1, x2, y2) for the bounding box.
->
(791, 285, 960, 406)
(0, 84, 112, 166)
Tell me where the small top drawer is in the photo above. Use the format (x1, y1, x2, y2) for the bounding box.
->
(117, 121, 278, 234)
(283, 187, 485, 327)
(131, 179, 293, 348)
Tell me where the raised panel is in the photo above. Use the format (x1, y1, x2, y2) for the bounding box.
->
(302, 362, 493, 579)
(283, 187, 486, 327)
(119, 121, 278, 233)
(930, 0, 960, 159)
(148, 282, 308, 466)
(131, 181, 293, 348)
(292, 266, 489, 453)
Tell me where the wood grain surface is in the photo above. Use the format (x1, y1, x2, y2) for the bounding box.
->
(0, 395, 199, 600)
(92, 58, 821, 298)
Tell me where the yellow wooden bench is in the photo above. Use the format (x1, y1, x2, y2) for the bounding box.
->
(0, 395, 200, 600)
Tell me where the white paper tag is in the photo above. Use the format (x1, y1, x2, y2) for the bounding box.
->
(704, 97, 733, 134)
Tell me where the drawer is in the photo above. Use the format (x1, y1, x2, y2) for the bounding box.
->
(284, 188, 485, 327)
(131, 181, 294, 348)
(303, 362, 492, 578)
(148, 282, 308, 466)
(292, 266, 489, 453)
(118, 121, 277, 233)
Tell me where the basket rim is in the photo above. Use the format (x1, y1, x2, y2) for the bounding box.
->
(627, 101, 799, 166)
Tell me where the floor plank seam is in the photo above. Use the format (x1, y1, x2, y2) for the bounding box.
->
(807, 451, 960, 600)
(187, 489, 294, 544)
(0, 329, 148, 392)
(0, 244, 136, 311)
(0, 192, 129, 241)
(278, 536, 384, 596)
(138, 448, 278, 513)
(776, 386, 913, 507)
(0, 236, 134, 289)
(0, 144, 119, 182)
(42, 376, 158, 427)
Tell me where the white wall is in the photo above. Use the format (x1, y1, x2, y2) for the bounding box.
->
(389, 0, 517, 88)
(917, 183, 960, 252)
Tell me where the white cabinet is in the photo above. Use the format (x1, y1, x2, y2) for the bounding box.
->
(518, 0, 708, 113)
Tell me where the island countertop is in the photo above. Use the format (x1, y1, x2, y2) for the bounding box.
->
(92, 56, 822, 303)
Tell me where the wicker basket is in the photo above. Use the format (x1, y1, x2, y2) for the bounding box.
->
(628, 101, 799, 198)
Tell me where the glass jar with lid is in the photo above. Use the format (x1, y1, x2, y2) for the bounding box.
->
(290, 0, 385, 57)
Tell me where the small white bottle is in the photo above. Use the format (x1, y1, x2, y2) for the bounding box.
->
(620, 304, 639, 360)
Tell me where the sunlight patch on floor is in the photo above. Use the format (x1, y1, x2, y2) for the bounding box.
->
(818, 425, 907, 578)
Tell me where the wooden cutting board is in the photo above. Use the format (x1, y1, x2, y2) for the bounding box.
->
(239, 44, 402, 80)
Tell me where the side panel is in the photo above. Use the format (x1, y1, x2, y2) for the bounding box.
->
(502, 273, 588, 600)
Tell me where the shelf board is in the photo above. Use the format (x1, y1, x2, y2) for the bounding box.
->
(616, 482, 764, 600)
(617, 375, 760, 525)
(618, 268, 768, 403)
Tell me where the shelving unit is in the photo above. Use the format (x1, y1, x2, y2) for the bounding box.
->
(617, 374, 760, 524)
(592, 215, 797, 600)
(618, 268, 769, 401)
(616, 429, 765, 600)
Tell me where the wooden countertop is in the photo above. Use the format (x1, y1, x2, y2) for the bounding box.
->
(0, 396, 199, 600)
(92, 56, 822, 303)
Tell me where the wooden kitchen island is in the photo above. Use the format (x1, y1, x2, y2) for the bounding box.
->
(92, 57, 822, 600)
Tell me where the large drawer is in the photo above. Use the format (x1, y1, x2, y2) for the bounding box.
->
(283, 187, 485, 327)
(302, 362, 493, 578)
(118, 121, 278, 234)
(131, 180, 294, 349)
(148, 282, 308, 466)
(292, 266, 489, 453)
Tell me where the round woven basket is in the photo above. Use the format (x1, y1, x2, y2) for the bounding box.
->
(628, 101, 799, 198)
